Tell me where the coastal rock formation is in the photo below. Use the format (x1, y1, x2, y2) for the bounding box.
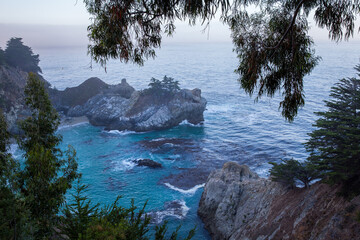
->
(1, 67, 206, 132)
(133, 159, 162, 169)
(198, 162, 360, 240)
(64, 79, 206, 132)
(49, 77, 110, 113)
(0, 65, 49, 134)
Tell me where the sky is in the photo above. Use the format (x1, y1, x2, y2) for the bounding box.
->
(0, 0, 358, 49)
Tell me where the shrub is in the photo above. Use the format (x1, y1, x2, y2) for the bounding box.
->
(269, 159, 319, 188)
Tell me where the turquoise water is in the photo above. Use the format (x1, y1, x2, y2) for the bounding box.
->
(34, 41, 360, 239)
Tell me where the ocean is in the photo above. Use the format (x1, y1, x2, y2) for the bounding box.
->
(23, 41, 360, 238)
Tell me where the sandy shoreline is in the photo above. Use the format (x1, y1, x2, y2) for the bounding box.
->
(59, 116, 89, 128)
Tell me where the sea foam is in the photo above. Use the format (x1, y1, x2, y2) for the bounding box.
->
(164, 182, 205, 195)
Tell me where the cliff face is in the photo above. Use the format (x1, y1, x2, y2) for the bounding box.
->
(0, 66, 49, 134)
(198, 162, 360, 240)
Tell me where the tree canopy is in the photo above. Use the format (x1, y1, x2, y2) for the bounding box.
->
(4, 37, 42, 73)
(84, 0, 360, 121)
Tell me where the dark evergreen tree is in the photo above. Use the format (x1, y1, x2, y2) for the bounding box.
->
(4, 37, 42, 73)
(84, 0, 360, 121)
(19, 72, 61, 155)
(306, 65, 360, 198)
(18, 73, 78, 237)
(0, 47, 5, 65)
(0, 111, 36, 239)
(144, 76, 180, 95)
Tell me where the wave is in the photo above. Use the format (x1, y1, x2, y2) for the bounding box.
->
(111, 159, 136, 172)
(147, 200, 190, 224)
(179, 120, 203, 127)
(164, 182, 205, 195)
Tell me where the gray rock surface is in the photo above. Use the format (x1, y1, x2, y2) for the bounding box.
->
(0, 65, 48, 134)
(198, 162, 360, 240)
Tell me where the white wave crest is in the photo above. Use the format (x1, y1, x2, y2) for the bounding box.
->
(179, 120, 203, 127)
(148, 200, 189, 224)
(111, 159, 136, 171)
(164, 182, 205, 195)
(107, 130, 137, 135)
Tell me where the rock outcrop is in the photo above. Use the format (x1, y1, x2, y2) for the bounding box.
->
(198, 162, 360, 240)
(133, 159, 162, 169)
(62, 80, 206, 132)
(49, 77, 110, 113)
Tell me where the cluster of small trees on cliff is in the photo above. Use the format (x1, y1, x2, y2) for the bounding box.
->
(270, 65, 360, 198)
(142, 76, 180, 96)
(0, 74, 194, 239)
(0, 38, 42, 74)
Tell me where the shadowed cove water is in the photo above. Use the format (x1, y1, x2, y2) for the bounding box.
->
(15, 42, 359, 238)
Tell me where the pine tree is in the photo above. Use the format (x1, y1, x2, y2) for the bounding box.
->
(18, 73, 79, 237)
(306, 65, 360, 198)
(60, 178, 100, 239)
(19, 72, 61, 155)
(0, 111, 35, 239)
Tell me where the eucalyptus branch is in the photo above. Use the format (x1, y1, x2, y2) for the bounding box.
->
(265, 0, 308, 50)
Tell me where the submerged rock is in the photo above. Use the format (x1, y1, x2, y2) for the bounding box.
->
(198, 162, 360, 240)
(133, 159, 162, 169)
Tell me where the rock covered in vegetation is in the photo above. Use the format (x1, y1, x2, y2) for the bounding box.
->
(63, 79, 206, 132)
(1, 66, 206, 133)
(198, 162, 360, 240)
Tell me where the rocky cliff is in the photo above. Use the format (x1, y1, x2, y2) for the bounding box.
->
(0, 65, 49, 134)
(198, 162, 360, 240)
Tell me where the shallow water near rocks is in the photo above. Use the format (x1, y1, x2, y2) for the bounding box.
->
(33, 41, 360, 238)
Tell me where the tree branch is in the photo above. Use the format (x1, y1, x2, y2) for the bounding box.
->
(265, 0, 308, 50)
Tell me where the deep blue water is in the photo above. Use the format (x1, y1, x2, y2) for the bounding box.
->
(28, 41, 360, 239)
